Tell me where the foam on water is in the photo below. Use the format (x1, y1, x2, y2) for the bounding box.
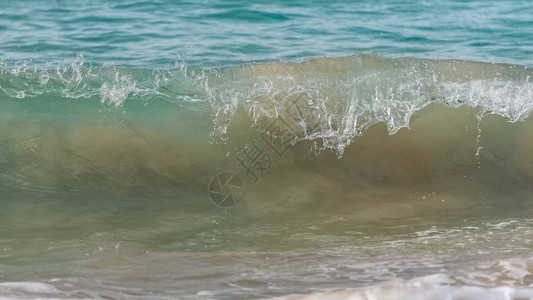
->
(272, 279, 533, 300)
(1, 54, 531, 156)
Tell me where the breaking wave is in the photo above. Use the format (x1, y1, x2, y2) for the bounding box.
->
(1, 53, 531, 155)
(1, 54, 532, 205)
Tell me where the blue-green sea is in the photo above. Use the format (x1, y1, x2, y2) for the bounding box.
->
(0, 0, 532, 299)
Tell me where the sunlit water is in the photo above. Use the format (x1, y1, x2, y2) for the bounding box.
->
(0, 0, 532, 299)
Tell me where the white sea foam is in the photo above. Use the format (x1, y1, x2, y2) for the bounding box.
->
(271, 275, 533, 300)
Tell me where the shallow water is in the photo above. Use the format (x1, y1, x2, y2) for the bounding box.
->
(0, 0, 532, 299)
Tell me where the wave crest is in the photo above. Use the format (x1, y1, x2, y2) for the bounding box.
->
(1, 54, 531, 154)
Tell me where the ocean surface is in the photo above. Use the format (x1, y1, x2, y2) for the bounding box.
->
(0, 0, 532, 299)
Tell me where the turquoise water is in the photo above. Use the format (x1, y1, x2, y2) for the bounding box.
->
(0, 1, 533, 299)
(1, 0, 532, 67)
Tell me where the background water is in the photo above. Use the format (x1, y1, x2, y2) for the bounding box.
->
(1, 0, 532, 67)
(0, 0, 533, 299)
